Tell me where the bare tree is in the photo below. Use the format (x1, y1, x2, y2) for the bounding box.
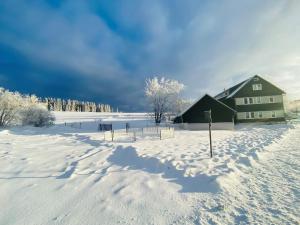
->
(145, 77, 185, 124)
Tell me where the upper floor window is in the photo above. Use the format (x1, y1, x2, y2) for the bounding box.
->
(244, 98, 248, 104)
(270, 97, 274, 103)
(252, 84, 262, 91)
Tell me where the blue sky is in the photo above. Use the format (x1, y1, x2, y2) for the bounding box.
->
(0, 0, 300, 111)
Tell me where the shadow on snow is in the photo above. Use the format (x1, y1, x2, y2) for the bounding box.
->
(108, 146, 220, 193)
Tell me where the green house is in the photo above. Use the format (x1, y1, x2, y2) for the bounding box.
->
(215, 75, 287, 122)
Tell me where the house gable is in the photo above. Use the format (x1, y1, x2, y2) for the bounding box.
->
(174, 94, 236, 123)
(228, 75, 286, 98)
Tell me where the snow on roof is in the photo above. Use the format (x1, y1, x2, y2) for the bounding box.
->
(226, 77, 252, 98)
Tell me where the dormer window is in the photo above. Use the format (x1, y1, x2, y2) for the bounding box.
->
(253, 84, 262, 91)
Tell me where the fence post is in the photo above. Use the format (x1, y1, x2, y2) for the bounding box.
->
(126, 123, 130, 133)
(111, 130, 114, 142)
(133, 131, 136, 142)
(64, 122, 66, 126)
(79, 122, 82, 129)
(160, 130, 162, 140)
(209, 122, 212, 158)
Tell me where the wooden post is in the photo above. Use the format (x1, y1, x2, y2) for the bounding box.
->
(160, 130, 162, 140)
(205, 110, 213, 158)
(126, 123, 130, 133)
(209, 121, 213, 158)
(111, 130, 114, 142)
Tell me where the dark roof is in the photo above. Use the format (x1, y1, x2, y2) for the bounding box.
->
(178, 94, 236, 117)
(215, 75, 286, 100)
(215, 78, 250, 100)
(174, 94, 236, 123)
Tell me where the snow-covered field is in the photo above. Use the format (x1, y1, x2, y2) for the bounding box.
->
(0, 112, 299, 225)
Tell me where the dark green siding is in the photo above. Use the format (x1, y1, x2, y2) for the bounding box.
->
(236, 103, 284, 112)
(174, 95, 235, 123)
(237, 118, 286, 123)
(218, 75, 286, 123)
(234, 76, 285, 98)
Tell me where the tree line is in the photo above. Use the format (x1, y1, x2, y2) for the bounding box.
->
(42, 98, 112, 112)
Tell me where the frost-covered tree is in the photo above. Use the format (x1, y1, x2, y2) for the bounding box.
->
(20, 105, 55, 127)
(145, 77, 185, 124)
(0, 88, 23, 127)
(173, 98, 193, 115)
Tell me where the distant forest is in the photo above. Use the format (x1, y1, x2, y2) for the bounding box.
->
(41, 98, 112, 112)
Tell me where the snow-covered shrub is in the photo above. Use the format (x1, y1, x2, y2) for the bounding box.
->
(145, 77, 185, 124)
(20, 105, 55, 127)
(0, 88, 24, 127)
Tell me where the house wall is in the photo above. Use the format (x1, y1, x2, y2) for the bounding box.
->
(235, 95, 283, 105)
(176, 122, 234, 130)
(237, 110, 285, 120)
(234, 76, 285, 98)
(230, 76, 286, 122)
(176, 95, 235, 123)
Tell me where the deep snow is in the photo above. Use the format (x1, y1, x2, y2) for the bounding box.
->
(0, 112, 299, 225)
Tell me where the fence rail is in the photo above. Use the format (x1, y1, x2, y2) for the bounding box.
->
(62, 121, 175, 142)
(103, 126, 174, 142)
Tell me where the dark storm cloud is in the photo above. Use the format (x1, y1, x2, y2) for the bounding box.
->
(0, 0, 300, 111)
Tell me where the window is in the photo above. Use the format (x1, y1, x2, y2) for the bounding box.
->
(244, 98, 248, 104)
(259, 112, 263, 118)
(246, 112, 250, 119)
(256, 97, 261, 104)
(253, 84, 262, 91)
(270, 97, 274, 103)
(250, 112, 255, 118)
(249, 98, 253, 104)
(272, 111, 276, 118)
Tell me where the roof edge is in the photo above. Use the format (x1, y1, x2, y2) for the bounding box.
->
(176, 93, 236, 118)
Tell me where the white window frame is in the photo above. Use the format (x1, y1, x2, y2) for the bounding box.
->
(252, 84, 262, 91)
(272, 111, 276, 118)
(258, 112, 263, 118)
(246, 112, 250, 119)
(256, 97, 261, 104)
(250, 112, 255, 118)
(249, 98, 253, 104)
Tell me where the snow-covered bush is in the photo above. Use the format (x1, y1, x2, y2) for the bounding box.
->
(20, 105, 55, 127)
(0, 88, 24, 127)
(145, 77, 185, 124)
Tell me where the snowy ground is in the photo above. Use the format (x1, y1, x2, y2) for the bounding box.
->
(0, 112, 299, 225)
